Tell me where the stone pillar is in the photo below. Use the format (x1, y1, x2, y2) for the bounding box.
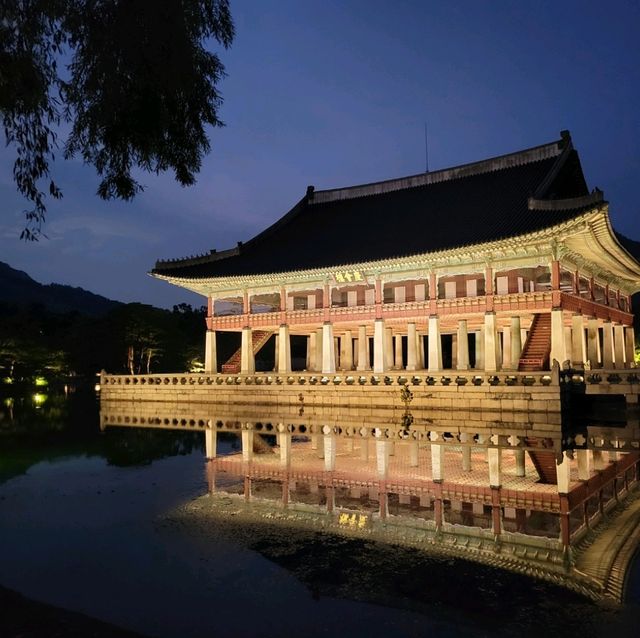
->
(587, 318, 599, 368)
(324, 432, 336, 471)
(488, 448, 501, 487)
(428, 315, 442, 372)
(451, 334, 458, 369)
(406, 323, 417, 371)
(385, 328, 394, 370)
(417, 332, 425, 370)
(204, 330, 217, 373)
(205, 428, 217, 459)
(475, 329, 485, 369)
(241, 429, 253, 462)
(571, 314, 586, 367)
(484, 313, 499, 371)
(514, 449, 526, 477)
(341, 330, 353, 371)
(373, 319, 387, 373)
(376, 439, 390, 478)
(322, 323, 336, 373)
(602, 321, 615, 368)
(360, 439, 369, 461)
(462, 446, 471, 472)
(550, 308, 566, 368)
(556, 451, 571, 494)
(308, 332, 317, 371)
(510, 317, 522, 369)
(409, 441, 419, 467)
(577, 449, 591, 480)
(394, 335, 403, 370)
(334, 337, 340, 370)
(315, 327, 324, 372)
(280, 430, 291, 467)
(431, 444, 444, 481)
(241, 327, 255, 374)
(456, 320, 469, 370)
(625, 326, 636, 368)
(277, 324, 291, 373)
(502, 327, 511, 370)
(614, 324, 625, 369)
(357, 325, 369, 371)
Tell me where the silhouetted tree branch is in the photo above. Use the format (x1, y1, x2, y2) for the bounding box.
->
(0, 0, 234, 240)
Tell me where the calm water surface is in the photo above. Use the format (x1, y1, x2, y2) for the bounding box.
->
(1, 392, 639, 638)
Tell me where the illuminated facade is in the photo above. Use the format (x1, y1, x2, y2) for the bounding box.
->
(152, 132, 640, 375)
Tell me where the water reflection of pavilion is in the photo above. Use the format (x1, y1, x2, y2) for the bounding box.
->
(101, 396, 640, 602)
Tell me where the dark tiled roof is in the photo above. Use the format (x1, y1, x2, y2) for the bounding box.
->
(154, 134, 591, 279)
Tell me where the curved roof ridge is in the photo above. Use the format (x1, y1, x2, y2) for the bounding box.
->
(528, 189, 604, 211)
(310, 133, 570, 205)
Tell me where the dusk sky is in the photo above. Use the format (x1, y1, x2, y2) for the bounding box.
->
(1, 1, 639, 309)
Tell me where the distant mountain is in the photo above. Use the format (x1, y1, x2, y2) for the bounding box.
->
(0, 261, 121, 316)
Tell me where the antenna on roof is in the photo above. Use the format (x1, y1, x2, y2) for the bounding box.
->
(424, 122, 429, 173)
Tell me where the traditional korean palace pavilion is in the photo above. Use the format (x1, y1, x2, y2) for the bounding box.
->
(152, 131, 640, 375)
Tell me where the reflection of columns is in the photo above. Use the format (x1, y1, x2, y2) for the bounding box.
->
(602, 321, 614, 368)
(625, 327, 636, 369)
(241, 327, 255, 374)
(462, 446, 471, 471)
(484, 313, 499, 371)
(341, 330, 353, 371)
(556, 451, 571, 494)
(488, 448, 501, 487)
(571, 314, 585, 367)
(241, 429, 253, 462)
(373, 319, 387, 373)
(357, 326, 369, 371)
(394, 335, 403, 370)
(322, 323, 336, 373)
(514, 449, 525, 477)
(592, 450, 607, 470)
(205, 428, 217, 459)
(510, 317, 522, 369)
(475, 329, 485, 369)
(204, 330, 217, 373)
(324, 433, 336, 471)
(457, 320, 469, 370)
(376, 439, 390, 478)
(550, 308, 566, 367)
(280, 430, 291, 467)
(407, 323, 417, 371)
(577, 449, 591, 480)
(428, 315, 442, 371)
(385, 328, 394, 369)
(587, 318, 599, 368)
(409, 441, 419, 467)
(614, 324, 625, 369)
(431, 443, 444, 481)
(277, 324, 291, 373)
(308, 332, 317, 371)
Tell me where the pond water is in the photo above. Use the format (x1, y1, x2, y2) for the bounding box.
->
(1, 391, 639, 637)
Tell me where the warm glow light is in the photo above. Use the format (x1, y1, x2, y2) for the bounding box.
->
(3, 398, 13, 408)
(34, 376, 48, 387)
(32, 393, 48, 406)
(94, 383, 101, 392)
(2, 377, 13, 384)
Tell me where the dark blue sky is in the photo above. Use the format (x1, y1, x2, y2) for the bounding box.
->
(1, 1, 638, 308)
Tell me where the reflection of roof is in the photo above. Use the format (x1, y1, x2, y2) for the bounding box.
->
(153, 132, 592, 279)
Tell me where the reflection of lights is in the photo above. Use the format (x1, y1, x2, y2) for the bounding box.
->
(32, 393, 48, 407)
(34, 376, 48, 387)
(2, 377, 13, 384)
(3, 398, 13, 408)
